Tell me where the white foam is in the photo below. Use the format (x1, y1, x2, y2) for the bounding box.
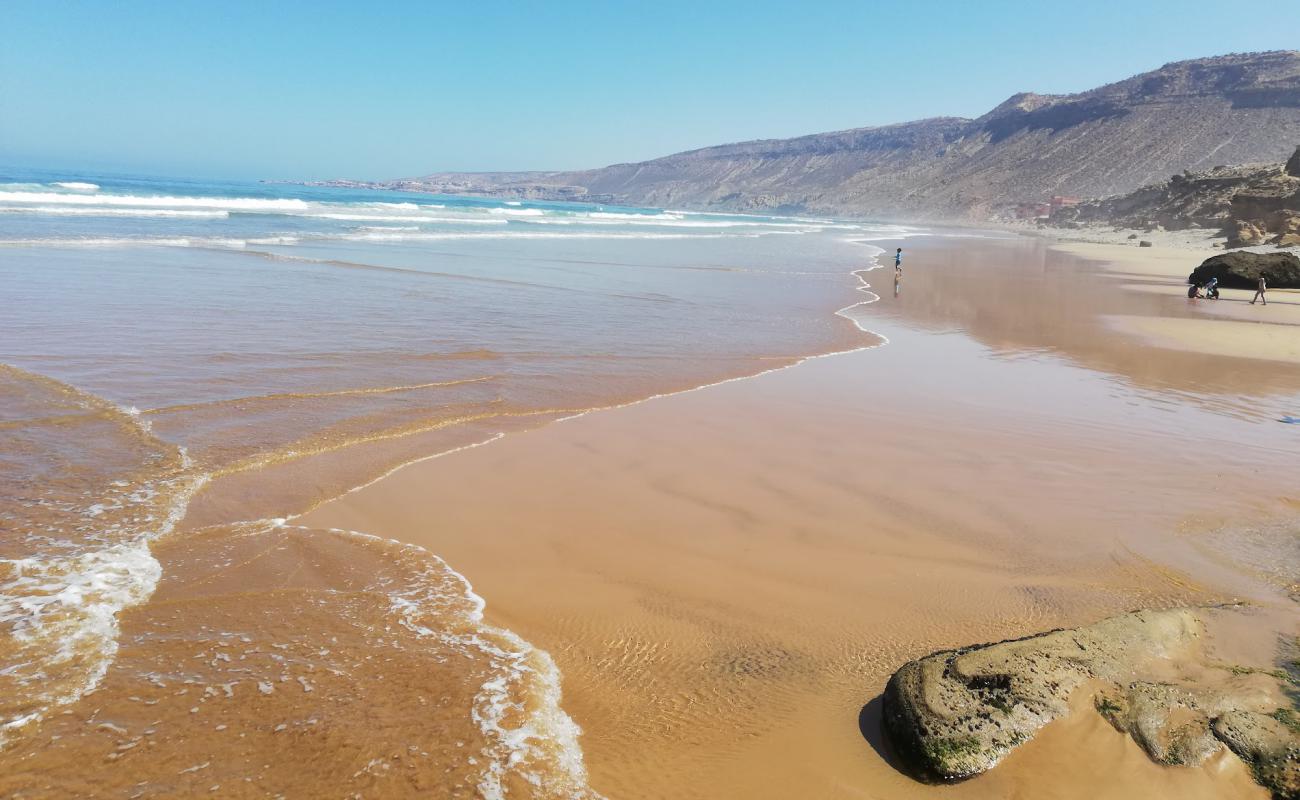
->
(0, 237, 251, 249)
(0, 191, 310, 212)
(585, 211, 684, 221)
(0, 541, 161, 739)
(487, 207, 544, 217)
(0, 423, 208, 749)
(52, 182, 100, 191)
(315, 526, 601, 800)
(305, 212, 506, 225)
(340, 230, 792, 242)
(0, 206, 229, 219)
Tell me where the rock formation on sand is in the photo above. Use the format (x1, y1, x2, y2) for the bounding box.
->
(881, 608, 1299, 798)
(1189, 251, 1300, 289)
(296, 51, 1300, 221)
(1050, 145, 1300, 247)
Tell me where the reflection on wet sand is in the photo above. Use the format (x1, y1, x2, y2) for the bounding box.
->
(4, 232, 1296, 799)
(874, 236, 1300, 411)
(302, 236, 1299, 800)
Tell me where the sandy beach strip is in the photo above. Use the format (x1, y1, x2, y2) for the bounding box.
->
(299, 235, 1299, 799)
(1052, 240, 1300, 364)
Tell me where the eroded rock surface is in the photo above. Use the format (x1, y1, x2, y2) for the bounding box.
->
(881, 608, 1299, 798)
(1048, 144, 1300, 247)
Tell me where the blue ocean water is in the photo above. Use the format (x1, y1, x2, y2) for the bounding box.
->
(0, 166, 881, 246)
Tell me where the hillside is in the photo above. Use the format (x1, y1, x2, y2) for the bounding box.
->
(1047, 145, 1300, 247)
(309, 51, 1300, 221)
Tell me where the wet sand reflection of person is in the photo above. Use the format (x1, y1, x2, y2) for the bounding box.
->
(893, 247, 902, 297)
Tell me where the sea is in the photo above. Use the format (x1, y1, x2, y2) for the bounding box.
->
(0, 170, 909, 797)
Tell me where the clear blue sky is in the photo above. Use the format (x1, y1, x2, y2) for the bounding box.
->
(3, 1, 1297, 180)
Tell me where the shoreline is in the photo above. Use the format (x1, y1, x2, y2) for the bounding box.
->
(267, 236, 898, 525)
(298, 234, 1299, 798)
(0, 228, 910, 798)
(5, 228, 1295, 799)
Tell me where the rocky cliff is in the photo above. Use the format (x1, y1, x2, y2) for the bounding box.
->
(1049, 145, 1300, 246)
(312, 51, 1300, 220)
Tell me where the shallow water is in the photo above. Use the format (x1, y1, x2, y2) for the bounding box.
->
(0, 172, 905, 795)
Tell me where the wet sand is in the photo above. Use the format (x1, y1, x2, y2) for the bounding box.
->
(1051, 241, 1300, 364)
(295, 236, 1299, 798)
(0, 222, 881, 798)
(6, 234, 1296, 798)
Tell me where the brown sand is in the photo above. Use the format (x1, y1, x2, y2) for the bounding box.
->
(8, 236, 1295, 798)
(296, 237, 1299, 798)
(1053, 241, 1300, 364)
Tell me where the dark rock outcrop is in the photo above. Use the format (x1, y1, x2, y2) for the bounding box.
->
(880, 608, 1298, 798)
(1189, 251, 1300, 288)
(1286, 145, 1300, 178)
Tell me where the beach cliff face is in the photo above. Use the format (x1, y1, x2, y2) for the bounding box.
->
(312, 52, 1300, 221)
(1047, 145, 1300, 247)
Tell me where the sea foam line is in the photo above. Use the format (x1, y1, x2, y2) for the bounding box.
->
(290, 525, 602, 800)
(0, 191, 310, 211)
(282, 232, 912, 522)
(0, 440, 208, 748)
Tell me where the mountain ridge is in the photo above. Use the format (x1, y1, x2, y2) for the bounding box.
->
(303, 51, 1300, 221)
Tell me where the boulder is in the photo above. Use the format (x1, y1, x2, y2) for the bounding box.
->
(1188, 251, 1300, 288)
(1139, 240, 1153, 247)
(1272, 210, 1300, 247)
(1229, 219, 1269, 247)
(1286, 145, 1300, 179)
(879, 608, 1298, 798)
(881, 609, 1202, 781)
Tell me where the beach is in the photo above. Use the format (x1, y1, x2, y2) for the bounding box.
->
(296, 236, 1299, 798)
(2, 180, 1298, 799)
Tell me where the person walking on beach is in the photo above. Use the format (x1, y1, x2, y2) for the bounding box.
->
(1250, 273, 1268, 305)
(894, 248, 903, 274)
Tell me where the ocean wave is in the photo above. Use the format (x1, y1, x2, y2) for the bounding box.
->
(0, 237, 253, 249)
(361, 201, 444, 210)
(51, 182, 100, 192)
(586, 211, 684, 221)
(0, 206, 229, 219)
(305, 212, 507, 225)
(488, 207, 545, 217)
(529, 216, 848, 230)
(1, 542, 162, 744)
(341, 230, 792, 242)
(0, 190, 310, 212)
(0, 227, 805, 249)
(0, 369, 206, 751)
(330, 527, 601, 800)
